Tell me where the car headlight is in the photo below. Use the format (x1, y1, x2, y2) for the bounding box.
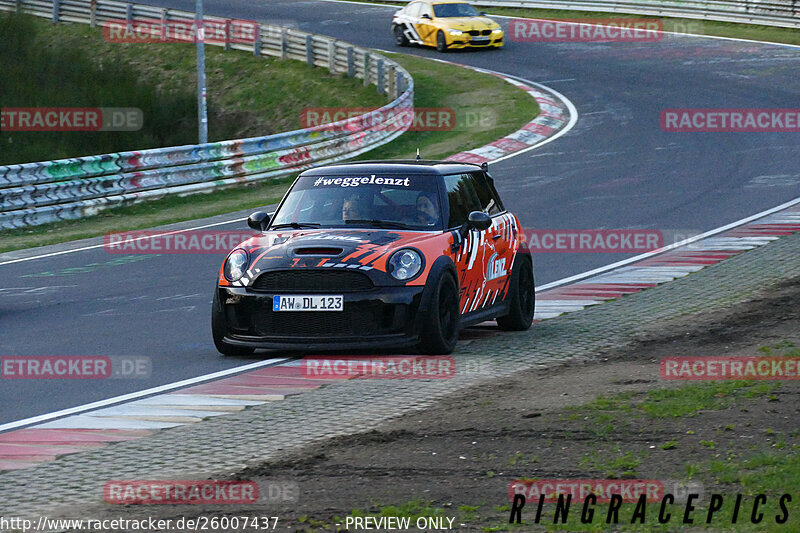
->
(224, 249, 249, 282)
(492, 28, 503, 33)
(448, 30, 463, 36)
(388, 249, 423, 281)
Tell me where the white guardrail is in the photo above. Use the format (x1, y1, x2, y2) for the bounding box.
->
(0, 0, 414, 229)
(401, 0, 799, 28)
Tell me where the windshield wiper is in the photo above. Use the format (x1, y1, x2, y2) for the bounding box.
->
(345, 219, 415, 230)
(270, 222, 322, 229)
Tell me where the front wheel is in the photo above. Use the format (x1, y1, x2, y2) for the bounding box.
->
(418, 273, 460, 354)
(212, 288, 255, 356)
(436, 31, 448, 53)
(497, 257, 535, 331)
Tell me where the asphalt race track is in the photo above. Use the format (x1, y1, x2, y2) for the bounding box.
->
(1, 0, 799, 423)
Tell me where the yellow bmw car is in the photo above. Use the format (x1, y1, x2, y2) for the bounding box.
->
(392, 0, 504, 52)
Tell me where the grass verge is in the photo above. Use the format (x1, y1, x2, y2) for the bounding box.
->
(0, 29, 539, 253)
(518, 344, 800, 531)
(357, 52, 539, 160)
(0, 12, 387, 165)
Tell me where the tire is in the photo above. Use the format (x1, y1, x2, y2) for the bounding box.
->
(497, 257, 535, 331)
(393, 24, 409, 46)
(418, 273, 460, 354)
(436, 31, 448, 53)
(212, 288, 255, 356)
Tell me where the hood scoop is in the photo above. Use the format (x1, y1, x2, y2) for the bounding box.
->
(293, 247, 344, 256)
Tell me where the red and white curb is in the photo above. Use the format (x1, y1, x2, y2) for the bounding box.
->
(440, 63, 575, 165)
(373, 52, 578, 165)
(535, 200, 800, 319)
(0, 362, 335, 471)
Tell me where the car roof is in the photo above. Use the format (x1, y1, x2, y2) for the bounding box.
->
(298, 159, 485, 177)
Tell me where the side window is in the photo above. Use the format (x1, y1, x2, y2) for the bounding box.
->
(470, 171, 503, 215)
(444, 174, 482, 228)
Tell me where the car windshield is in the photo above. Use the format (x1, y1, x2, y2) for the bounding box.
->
(432, 3, 479, 17)
(270, 175, 443, 230)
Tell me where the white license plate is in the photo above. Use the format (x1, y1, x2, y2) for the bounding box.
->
(472, 37, 490, 43)
(273, 295, 343, 312)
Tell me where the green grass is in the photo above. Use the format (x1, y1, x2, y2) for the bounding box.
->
(0, 30, 538, 253)
(334, 0, 800, 46)
(535, 374, 799, 531)
(357, 53, 539, 160)
(0, 11, 387, 165)
(571, 381, 779, 420)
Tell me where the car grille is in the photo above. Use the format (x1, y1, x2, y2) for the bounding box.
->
(250, 269, 374, 293)
(253, 302, 385, 338)
(468, 29, 491, 36)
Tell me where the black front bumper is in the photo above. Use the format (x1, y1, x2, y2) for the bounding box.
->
(217, 285, 427, 351)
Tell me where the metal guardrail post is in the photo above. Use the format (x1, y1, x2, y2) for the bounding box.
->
(396, 70, 404, 96)
(125, 1, 133, 32)
(280, 28, 287, 59)
(51, 0, 59, 23)
(377, 58, 385, 95)
(306, 34, 314, 66)
(160, 8, 167, 41)
(363, 54, 370, 87)
(328, 40, 336, 72)
(15, 0, 21, 13)
(224, 19, 231, 51)
(89, 0, 97, 27)
(254, 24, 261, 56)
(347, 47, 355, 78)
(388, 65, 396, 99)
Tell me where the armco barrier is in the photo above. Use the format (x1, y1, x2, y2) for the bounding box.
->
(392, 0, 799, 28)
(0, 0, 414, 229)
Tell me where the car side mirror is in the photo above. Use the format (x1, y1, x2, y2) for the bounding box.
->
(467, 211, 492, 231)
(247, 211, 270, 232)
(421, 13, 432, 20)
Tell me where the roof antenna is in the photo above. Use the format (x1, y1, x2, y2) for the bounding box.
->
(416, 148, 421, 161)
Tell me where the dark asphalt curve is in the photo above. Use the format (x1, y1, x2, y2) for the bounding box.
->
(1, 0, 799, 423)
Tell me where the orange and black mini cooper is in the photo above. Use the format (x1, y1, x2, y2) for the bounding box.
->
(212, 160, 534, 355)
